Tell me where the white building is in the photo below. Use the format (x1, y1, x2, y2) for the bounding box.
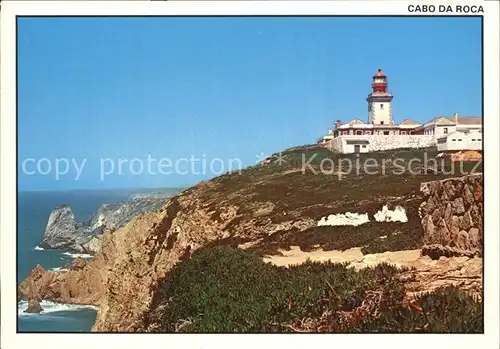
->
(415, 115, 482, 139)
(317, 130, 334, 145)
(437, 130, 482, 151)
(318, 68, 482, 154)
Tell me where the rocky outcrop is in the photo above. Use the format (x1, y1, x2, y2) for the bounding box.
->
(25, 299, 43, 313)
(41, 205, 79, 250)
(401, 255, 482, 301)
(39, 197, 169, 254)
(18, 258, 107, 306)
(421, 244, 478, 259)
(419, 174, 483, 258)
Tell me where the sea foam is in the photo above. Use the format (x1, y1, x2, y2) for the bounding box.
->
(49, 267, 68, 272)
(62, 252, 94, 259)
(17, 300, 98, 317)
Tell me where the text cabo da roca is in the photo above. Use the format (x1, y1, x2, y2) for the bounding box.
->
(408, 5, 484, 13)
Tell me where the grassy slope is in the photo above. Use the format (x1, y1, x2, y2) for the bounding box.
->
(195, 145, 482, 255)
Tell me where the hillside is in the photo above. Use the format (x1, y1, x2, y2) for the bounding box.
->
(18, 145, 483, 332)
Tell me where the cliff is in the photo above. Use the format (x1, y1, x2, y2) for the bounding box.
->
(419, 173, 483, 257)
(39, 197, 169, 254)
(18, 146, 483, 332)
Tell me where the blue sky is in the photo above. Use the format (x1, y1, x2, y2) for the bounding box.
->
(18, 16, 482, 191)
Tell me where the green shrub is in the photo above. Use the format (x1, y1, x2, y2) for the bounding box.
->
(361, 230, 423, 255)
(144, 246, 405, 332)
(248, 221, 422, 257)
(333, 287, 483, 333)
(143, 246, 482, 333)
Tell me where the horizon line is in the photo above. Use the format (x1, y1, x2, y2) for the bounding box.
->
(17, 186, 188, 194)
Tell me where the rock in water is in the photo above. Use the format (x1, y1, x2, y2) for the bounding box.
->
(39, 205, 79, 250)
(39, 197, 170, 254)
(25, 299, 43, 313)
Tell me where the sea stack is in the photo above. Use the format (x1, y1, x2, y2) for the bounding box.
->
(25, 299, 44, 314)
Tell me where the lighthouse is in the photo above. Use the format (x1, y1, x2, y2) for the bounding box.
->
(367, 68, 394, 125)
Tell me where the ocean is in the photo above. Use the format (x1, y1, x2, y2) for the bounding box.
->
(17, 188, 176, 332)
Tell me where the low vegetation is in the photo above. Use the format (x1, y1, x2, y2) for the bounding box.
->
(192, 146, 482, 256)
(246, 199, 423, 256)
(143, 246, 482, 333)
(247, 221, 421, 257)
(332, 287, 483, 333)
(361, 229, 424, 255)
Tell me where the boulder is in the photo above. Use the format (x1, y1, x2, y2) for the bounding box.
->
(25, 299, 43, 314)
(421, 244, 478, 260)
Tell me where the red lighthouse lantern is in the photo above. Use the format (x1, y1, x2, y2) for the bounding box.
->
(372, 68, 388, 94)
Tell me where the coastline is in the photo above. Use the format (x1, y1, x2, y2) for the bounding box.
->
(17, 189, 180, 331)
(17, 247, 99, 332)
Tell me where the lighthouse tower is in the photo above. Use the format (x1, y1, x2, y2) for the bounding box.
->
(367, 68, 394, 125)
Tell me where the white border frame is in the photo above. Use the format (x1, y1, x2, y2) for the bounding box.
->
(1, 1, 499, 349)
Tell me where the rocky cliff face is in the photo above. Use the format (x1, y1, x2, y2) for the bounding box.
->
(419, 173, 483, 257)
(18, 147, 483, 332)
(39, 197, 169, 254)
(41, 205, 80, 250)
(18, 256, 107, 306)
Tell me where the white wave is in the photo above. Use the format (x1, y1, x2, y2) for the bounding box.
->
(48, 267, 68, 272)
(62, 252, 94, 259)
(33, 245, 45, 251)
(18, 300, 98, 317)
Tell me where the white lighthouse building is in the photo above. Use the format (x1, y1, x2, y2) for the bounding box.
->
(367, 68, 394, 126)
(316, 68, 482, 153)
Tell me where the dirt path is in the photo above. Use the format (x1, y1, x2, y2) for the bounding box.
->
(264, 247, 482, 299)
(264, 246, 421, 269)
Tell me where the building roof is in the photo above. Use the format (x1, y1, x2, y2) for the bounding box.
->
(425, 116, 482, 126)
(399, 119, 420, 126)
(347, 119, 366, 125)
(433, 117, 456, 125)
(445, 116, 482, 125)
(337, 119, 365, 127)
(416, 116, 453, 130)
